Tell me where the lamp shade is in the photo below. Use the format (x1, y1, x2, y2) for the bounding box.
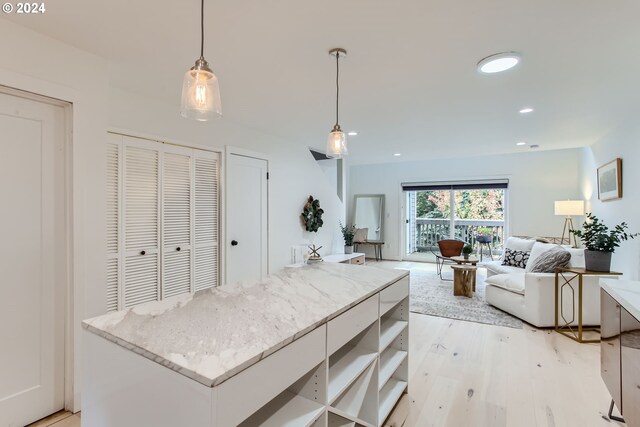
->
(554, 200, 585, 216)
(180, 66, 222, 121)
(326, 129, 347, 158)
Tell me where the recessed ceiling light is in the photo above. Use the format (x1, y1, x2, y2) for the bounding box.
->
(516, 142, 527, 146)
(347, 131, 358, 136)
(393, 153, 401, 157)
(519, 107, 534, 114)
(477, 52, 521, 74)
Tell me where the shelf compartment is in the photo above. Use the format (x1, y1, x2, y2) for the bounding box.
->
(328, 407, 374, 427)
(329, 345, 378, 404)
(332, 360, 378, 426)
(238, 390, 325, 427)
(379, 318, 408, 352)
(378, 348, 408, 391)
(378, 378, 407, 427)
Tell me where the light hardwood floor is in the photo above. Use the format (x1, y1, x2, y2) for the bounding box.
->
(32, 261, 622, 427)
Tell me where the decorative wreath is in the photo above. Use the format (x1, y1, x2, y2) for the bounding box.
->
(301, 195, 324, 232)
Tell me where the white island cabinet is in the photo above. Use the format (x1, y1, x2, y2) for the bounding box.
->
(83, 263, 410, 427)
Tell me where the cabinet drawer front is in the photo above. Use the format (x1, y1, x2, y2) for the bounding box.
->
(215, 325, 326, 427)
(380, 276, 409, 316)
(351, 255, 365, 265)
(327, 294, 379, 356)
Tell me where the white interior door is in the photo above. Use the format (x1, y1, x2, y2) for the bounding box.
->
(226, 153, 268, 284)
(0, 91, 66, 425)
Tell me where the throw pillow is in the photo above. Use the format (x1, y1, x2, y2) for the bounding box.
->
(528, 246, 571, 273)
(502, 248, 530, 268)
(500, 237, 536, 262)
(353, 228, 368, 243)
(525, 242, 560, 272)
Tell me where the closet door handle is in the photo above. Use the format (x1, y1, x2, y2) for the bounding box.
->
(231, 240, 238, 246)
(176, 247, 181, 251)
(140, 250, 146, 255)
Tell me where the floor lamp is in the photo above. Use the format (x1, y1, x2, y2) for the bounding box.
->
(554, 200, 585, 247)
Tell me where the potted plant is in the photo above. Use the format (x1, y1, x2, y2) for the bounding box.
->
(340, 221, 357, 254)
(476, 227, 493, 244)
(462, 244, 473, 260)
(570, 213, 638, 272)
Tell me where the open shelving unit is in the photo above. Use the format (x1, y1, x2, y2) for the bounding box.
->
(239, 361, 327, 427)
(377, 295, 409, 426)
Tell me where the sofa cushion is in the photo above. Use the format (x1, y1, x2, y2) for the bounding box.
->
(527, 246, 571, 273)
(484, 260, 525, 276)
(567, 248, 585, 269)
(525, 242, 560, 272)
(502, 248, 530, 268)
(484, 273, 526, 295)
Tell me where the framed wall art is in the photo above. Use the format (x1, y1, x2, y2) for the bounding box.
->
(598, 158, 622, 201)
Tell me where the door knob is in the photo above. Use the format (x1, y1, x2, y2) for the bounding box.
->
(231, 240, 238, 246)
(140, 250, 146, 255)
(176, 247, 181, 251)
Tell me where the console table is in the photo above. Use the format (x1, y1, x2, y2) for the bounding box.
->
(83, 264, 409, 427)
(601, 279, 640, 426)
(324, 252, 366, 265)
(554, 267, 621, 343)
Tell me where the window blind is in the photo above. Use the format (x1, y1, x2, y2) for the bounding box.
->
(401, 179, 509, 192)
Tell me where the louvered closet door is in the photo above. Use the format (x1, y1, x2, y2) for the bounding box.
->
(162, 145, 193, 298)
(106, 134, 122, 312)
(123, 137, 160, 308)
(194, 149, 220, 290)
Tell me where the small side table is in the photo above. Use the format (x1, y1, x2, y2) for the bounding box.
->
(452, 265, 476, 297)
(555, 267, 622, 343)
(450, 256, 479, 266)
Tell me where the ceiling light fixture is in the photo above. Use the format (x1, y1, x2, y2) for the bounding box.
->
(516, 142, 527, 146)
(180, 0, 221, 121)
(519, 107, 534, 114)
(347, 131, 358, 136)
(326, 48, 348, 158)
(393, 153, 402, 156)
(477, 52, 521, 74)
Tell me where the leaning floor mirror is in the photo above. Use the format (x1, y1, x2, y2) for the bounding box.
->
(352, 194, 385, 242)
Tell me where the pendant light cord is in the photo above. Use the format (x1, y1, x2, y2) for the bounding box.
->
(200, 0, 205, 58)
(335, 51, 340, 128)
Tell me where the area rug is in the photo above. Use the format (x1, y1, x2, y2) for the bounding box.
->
(406, 269, 524, 329)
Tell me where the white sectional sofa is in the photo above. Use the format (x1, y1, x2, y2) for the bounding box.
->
(482, 237, 605, 328)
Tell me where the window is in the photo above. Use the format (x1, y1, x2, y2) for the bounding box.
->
(403, 180, 507, 260)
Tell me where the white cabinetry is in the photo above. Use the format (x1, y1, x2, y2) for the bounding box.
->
(106, 133, 220, 311)
(83, 274, 410, 426)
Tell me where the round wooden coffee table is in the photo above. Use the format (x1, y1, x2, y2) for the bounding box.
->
(450, 256, 479, 266)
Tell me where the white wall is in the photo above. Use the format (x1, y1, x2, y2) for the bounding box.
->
(579, 120, 640, 279)
(0, 20, 344, 411)
(0, 19, 108, 411)
(349, 149, 582, 260)
(108, 88, 345, 271)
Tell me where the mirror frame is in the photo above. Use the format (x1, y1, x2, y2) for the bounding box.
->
(352, 194, 385, 242)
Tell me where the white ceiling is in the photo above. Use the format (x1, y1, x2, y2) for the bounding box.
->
(5, 0, 640, 164)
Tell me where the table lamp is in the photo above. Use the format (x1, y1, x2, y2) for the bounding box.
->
(554, 200, 585, 247)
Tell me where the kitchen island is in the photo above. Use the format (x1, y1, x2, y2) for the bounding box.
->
(83, 263, 410, 427)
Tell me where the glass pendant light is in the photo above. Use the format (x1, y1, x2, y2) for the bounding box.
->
(180, 0, 222, 121)
(326, 48, 348, 158)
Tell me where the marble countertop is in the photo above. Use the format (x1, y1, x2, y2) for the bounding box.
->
(602, 279, 640, 320)
(83, 263, 408, 387)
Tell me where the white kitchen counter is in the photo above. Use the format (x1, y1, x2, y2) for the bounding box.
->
(83, 263, 408, 387)
(602, 279, 640, 320)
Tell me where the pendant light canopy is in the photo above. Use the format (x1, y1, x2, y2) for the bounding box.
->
(180, 0, 222, 121)
(326, 48, 348, 158)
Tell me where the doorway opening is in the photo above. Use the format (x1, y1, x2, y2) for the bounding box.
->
(403, 180, 508, 262)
